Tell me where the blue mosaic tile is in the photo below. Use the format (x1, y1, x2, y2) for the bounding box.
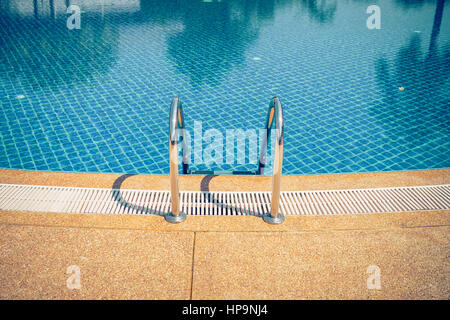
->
(0, 0, 449, 176)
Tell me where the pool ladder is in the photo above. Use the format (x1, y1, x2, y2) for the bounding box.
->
(165, 97, 284, 224)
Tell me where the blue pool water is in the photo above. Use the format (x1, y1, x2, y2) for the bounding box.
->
(0, 0, 449, 175)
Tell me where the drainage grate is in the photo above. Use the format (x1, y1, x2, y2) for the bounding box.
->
(0, 184, 449, 216)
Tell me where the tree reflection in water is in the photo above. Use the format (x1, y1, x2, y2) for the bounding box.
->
(374, 0, 449, 147)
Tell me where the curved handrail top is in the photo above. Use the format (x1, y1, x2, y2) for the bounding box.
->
(269, 96, 284, 145)
(169, 97, 182, 144)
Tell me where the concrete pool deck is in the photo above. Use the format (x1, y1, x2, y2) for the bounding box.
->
(0, 168, 449, 299)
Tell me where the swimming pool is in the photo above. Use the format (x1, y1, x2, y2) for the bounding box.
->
(0, 0, 449, 175)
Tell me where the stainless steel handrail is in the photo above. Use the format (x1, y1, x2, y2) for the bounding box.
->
(260, 97, 285, 224)
(165, 97, 187, 223)
(166, 96, 284, 224)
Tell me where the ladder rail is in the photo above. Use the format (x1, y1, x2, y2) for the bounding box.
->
(260, 97, 284, 223)
(166, 97, 188, 223)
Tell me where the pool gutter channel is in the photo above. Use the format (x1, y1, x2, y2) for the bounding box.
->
(0, 183, 448, 216)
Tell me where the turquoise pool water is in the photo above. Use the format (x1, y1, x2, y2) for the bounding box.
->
(0, 0, 449, 175)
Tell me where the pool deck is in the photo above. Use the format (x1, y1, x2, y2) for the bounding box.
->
(0, 168, 449, 299)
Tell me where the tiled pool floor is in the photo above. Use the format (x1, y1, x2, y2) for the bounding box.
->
(0, 0, 449, 175)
